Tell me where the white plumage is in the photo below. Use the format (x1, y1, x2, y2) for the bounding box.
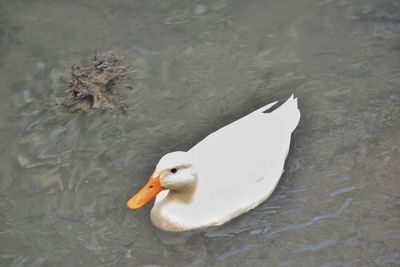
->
(128, 95, 300, 232)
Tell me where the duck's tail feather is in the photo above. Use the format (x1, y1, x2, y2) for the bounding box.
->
(254, 101, 279, 114)
(242, 101, 278, 121)
(271, 94, 300, 132)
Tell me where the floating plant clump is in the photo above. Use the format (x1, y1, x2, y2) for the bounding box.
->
(62, 53, 130, 112)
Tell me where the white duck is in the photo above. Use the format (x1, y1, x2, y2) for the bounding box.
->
(127, 95, 300, 232)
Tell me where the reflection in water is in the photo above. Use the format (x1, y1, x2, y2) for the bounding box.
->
(0, 0, 400, 266)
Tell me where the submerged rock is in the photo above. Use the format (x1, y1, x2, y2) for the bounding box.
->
(62, 53, 130, 112)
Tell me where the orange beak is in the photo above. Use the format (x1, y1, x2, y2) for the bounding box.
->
(127, 175, 165, 209)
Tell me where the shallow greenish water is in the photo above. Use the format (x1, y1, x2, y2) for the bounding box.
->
(0, 0, 399, 266)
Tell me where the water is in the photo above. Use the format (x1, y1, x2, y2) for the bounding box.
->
(0, 0, 399, 266)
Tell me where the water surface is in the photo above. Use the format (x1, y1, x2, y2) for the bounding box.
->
(0, 0, 399, 266)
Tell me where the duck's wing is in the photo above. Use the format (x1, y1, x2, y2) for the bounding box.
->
(189, 95, 299, 159)
(186, 95, 300, 226)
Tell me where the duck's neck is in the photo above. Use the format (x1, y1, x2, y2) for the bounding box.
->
(166, 183, 197, 204)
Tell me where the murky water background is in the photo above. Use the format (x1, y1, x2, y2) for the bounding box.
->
(1, 0, 400, 266)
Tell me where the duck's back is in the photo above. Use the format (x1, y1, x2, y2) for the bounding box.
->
(154, 96, 300, 231)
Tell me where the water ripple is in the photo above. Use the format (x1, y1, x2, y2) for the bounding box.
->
(330, 186, 360, 197)
(216, 244, 258, 261)
(263, 198, 353, 239)
(294, 239, 336, 253)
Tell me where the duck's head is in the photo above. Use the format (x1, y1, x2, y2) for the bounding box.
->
(127, 151, 197, 209)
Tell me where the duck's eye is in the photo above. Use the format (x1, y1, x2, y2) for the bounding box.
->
(170, 168, 177, 174)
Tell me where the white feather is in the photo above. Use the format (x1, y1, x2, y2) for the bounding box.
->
(151, 96, 300, 231)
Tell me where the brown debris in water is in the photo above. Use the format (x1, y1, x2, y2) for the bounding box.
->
(62, 53, 129, 112)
